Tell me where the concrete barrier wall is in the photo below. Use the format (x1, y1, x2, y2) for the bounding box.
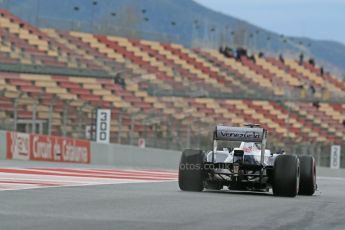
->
(317, 167, 345, 178)
(0, 131, 6, 160)
(91, 142, 181, 169)
(0, 130, 181, 169)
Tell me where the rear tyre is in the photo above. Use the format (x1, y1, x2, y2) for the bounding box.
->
(272, 154, 299, 197)
(178, 149, 205, 192)
(298, 156, 316, 195)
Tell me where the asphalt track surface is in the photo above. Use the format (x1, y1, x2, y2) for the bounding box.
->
(1, 162, 345, 230)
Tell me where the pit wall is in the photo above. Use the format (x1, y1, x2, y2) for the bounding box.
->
(91, 142, 180, 169)
(317, 167, 345, 178)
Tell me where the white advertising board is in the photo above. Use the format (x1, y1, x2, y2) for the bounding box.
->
(330, 145, 341, 169)
(96, 109, 111, 144)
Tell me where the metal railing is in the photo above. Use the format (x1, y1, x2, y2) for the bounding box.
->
(147, 86, 345, 103)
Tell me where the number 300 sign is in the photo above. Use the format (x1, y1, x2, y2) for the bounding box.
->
(96, 109, 111, 143)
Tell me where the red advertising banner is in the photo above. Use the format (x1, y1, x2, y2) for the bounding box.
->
(6, 132, 91, 164)
(6, 132, 30, 160)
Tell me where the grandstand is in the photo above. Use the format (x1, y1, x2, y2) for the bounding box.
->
(0, 9, 344, 153)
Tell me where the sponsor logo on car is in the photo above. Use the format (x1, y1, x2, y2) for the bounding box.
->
(220, 131, 261, 139)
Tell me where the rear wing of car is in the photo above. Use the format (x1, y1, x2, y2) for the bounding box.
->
(212, 125, 267, 164)
(214, 125, 265, 142)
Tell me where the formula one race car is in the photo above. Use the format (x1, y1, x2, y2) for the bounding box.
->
(178, 124, 316, 197)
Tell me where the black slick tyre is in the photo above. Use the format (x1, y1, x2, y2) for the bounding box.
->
(178, 149, 205, 192)
(272, 154, 300, 197)
(298, 155, 316, 195)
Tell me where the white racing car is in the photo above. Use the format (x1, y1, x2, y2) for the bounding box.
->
(178, 124, 317, 197)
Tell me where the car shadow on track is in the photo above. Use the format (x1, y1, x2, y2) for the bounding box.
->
(204, 189, 273, 197)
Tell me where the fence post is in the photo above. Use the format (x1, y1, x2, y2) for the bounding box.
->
(13, 93, 24, 132)
(129, 113, 134, 145)
(187, 120, 191, 149)
(117, 109, 123, 144)
(47, 97, 55, 136)
(92, 107, 98, 141)
(62, 101, 69, 137)
(316, 143, 321, 166)
(78, 107, 83, 139)
(77, 102, 89, 139)
(32, 99, 38, 134)
(13, 98, 17, 132)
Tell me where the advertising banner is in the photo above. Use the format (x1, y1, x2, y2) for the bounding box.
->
(330, 145, 341, 169)
(138, 138, 146, 148)
(6, 132, 30, 160)
(6, 132, 90, 164)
